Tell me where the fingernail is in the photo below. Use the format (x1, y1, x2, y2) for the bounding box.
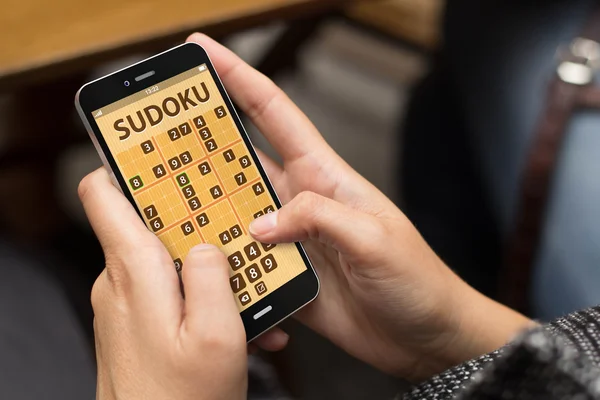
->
(271, 330, 290, 350)
(250, 211, 278, 235)
(189, 244, 218, 253)
(187, 32, 203, 41)
(278, 331, 290, 344)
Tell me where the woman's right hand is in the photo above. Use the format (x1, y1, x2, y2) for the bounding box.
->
(250, 191, 534, 382)
(189, 34, 534, 383)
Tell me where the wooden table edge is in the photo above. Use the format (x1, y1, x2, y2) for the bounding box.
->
(0, 0, 354, 92)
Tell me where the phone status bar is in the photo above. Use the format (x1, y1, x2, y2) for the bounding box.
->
(93, 64, 208, 119)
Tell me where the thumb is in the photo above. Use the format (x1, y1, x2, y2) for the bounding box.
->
(181, 244, 243, 337)
(249, 191, 384, 259)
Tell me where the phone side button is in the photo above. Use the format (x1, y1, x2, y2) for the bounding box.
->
(253, 306, 273, 320)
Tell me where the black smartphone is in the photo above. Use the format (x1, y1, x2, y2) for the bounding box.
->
(75, 43, 319, 340)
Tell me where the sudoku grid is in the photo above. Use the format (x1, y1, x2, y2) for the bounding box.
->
(94, 66, 307, 311)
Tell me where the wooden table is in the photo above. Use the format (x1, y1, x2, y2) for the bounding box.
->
(348, 0, 443, 50)
(0, 0, 355, 242)
(0, 0, 353, 91)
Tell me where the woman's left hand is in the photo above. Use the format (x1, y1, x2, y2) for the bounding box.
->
(79, 168, 282, 399)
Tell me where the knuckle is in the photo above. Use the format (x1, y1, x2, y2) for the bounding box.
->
(293, 191, 322, 217)
(357, 218, 389, 261)
(199, 325, 245, 354)
(284, 191, 329, 241)
(246, 81, 284, 121)
(90, 272, 107, 312)
(371, 218, 389, 241)
(293, 191, 325, 236)
(103, 253, 131, 294)
(91, 267, 130, 316)
(224, 59, 285, 123)
(201, 330, 229, 350)
(101, 243, 169, 293)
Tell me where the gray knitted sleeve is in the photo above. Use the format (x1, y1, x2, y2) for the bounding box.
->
(403, 306, 600, 400)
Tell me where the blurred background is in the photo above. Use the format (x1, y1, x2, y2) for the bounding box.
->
(2, 0, 600, 398)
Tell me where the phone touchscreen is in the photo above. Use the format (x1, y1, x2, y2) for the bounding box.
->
(92, 64, 307, 311)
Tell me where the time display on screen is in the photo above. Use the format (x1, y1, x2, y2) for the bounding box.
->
(145, 85, 160, 95)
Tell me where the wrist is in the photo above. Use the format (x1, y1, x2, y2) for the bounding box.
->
(408, 274, 535, 383)
(441, 279, 535, 370)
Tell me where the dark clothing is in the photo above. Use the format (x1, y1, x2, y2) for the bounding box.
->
(404, 307, 600, 399)
(0, 242, 96, 399)
(402, 0, 600, 319)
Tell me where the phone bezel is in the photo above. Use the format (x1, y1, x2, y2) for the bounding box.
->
(75, 42, 319, 341)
